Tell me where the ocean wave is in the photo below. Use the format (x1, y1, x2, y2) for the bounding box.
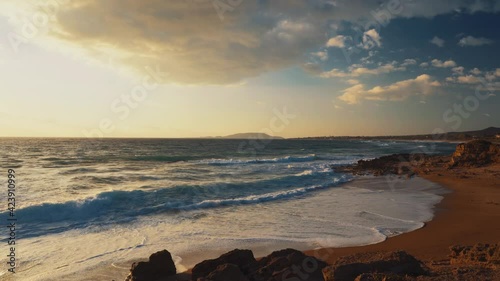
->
(182, 182, 337, 209)
(126, 155, 203, 163)
(6, 175, 350, 238)
(199, 154, 317, 165)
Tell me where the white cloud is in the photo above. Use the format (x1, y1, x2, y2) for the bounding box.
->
(402, 59, 417, 66)
(420, 62, 429, 68)
(430, 36, 445, 47)
(458, 36, 494, 47)
(321, 62, 405, 78)
(326, 35, 350, 48)
(447, 74, 483, 84)
(457, 75, 482, 84)
(346, 79, 360, 85)
(2, 0, 499, 84)
(362, 29, 382, 49)
(431, 59, 457, 68)
(338, 74, 441, 104)
(452, 66, 464, 75)
(470, 68, 482, 75)
(311, 51, 328, 61)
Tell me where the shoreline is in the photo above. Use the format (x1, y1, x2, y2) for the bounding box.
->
(304, 162, 500, 264)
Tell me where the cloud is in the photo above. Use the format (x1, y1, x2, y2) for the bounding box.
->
(430, 36, 445, 47)
(346, 79, 360, 85)
(362, 29, 382, 49)
(452, 66, 464, 75)
(311, 51, 328, 61)
(326, 35, 350, 48)
(321, 62, 405, 78)
(401, 59, 417, 66)
(470, 68, 482, 75)
(457, 75, 482, 84)
(420, 62, 429, 68)
(446, 74, 483, 84)
(338, 74, 441, 104)
(458, 36, 494, 46)
(302, 63, 323, 75)
(3, 0, 500, 84)
(431, 59, 457, 68)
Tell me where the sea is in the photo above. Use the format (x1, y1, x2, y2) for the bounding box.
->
(0, 138, 457, 280)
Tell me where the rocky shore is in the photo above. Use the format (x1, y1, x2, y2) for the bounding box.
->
(122, 140, 500, 281)
(335, 140, 500, 177)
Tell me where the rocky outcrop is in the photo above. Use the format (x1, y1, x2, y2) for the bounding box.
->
(322, 251, 427, 281)
(200, 263, 249, 281)
(125, 249, 176, 281)
(449, 140, 500, 168)
(450, 243, 500, 267)
(335, 140, 500, 177)
(335, 154, 429, 177)
(252, 248, 327, 281)
(192, 248, 327, 281)
(191, 249, 257, 281)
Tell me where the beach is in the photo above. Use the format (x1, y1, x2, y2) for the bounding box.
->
(305, 162, 500, 263)
(1, 139, 498, 280)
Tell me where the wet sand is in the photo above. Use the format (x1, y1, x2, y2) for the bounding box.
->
(305, 163, 500, 263)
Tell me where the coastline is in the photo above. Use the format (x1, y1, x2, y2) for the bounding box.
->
(304, 162, 500, 263)
(56, 141, 500, 280)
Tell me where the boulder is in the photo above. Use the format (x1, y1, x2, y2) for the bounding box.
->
(126, 249, 176, 281)
(354, 272, 408, 281)
(336, 154, 428, 176)
(203, 263, 248, 281)
(192, 248, 326, 281)
(251, 248, 327, 281)
(322, 251, 426, 281)
(191, 249, 257, 281)
(449, 140, 500, 168)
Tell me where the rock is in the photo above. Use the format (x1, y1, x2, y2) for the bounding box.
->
(354, 272, 408, 281)
(322, 251, 426, 281)
(251, 248, 327, 281)
(204, 264, 248, 281)
(449, 140, 500, 168)
(192, 248, 326, 281)
(450, 243, 500, 267)
(336, 154, 428, 177)
(191, 249, 257, 281)
(126, 249, 176, 281)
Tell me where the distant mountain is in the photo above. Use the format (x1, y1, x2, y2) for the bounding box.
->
(443, 127, 500, 140)
(293, 127, 500, 141)
(221, 133, 284, 139)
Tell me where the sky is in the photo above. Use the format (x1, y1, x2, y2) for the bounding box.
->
(0, 0, 499, 138)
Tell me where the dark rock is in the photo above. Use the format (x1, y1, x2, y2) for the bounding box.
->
(322, 251, 426, 281)
(204, 263, 248, 281)
(251, 248, 327, 281)
(335, 154, 428, 177)
(191, 249, 257, 281)
(126, 249, 176, 281)
(354, 272, 408, 281)
(449, 140, 500, 168)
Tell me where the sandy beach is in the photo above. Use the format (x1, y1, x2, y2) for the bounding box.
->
(305, 162, 500, 263)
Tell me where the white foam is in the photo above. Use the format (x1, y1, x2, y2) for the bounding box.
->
(13, 177, 446, 281)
